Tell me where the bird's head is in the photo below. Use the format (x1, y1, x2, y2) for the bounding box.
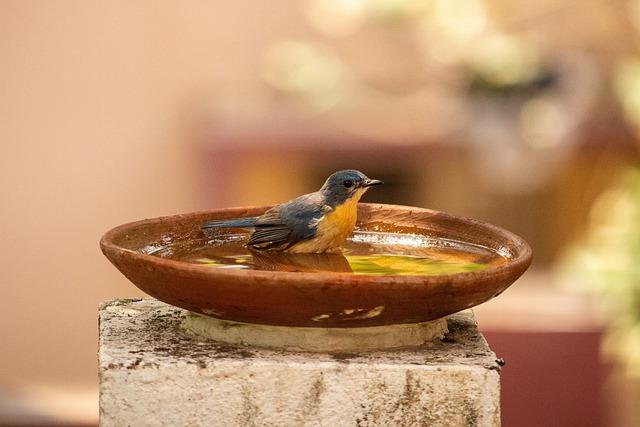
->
(320, 169, 383, 206)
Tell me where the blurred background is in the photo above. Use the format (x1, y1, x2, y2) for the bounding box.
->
(2, 0, 640, 425)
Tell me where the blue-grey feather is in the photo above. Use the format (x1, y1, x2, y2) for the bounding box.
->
(201, 217, 257, 229)
(248, 192, 326, 248)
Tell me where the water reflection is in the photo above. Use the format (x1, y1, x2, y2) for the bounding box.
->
(162, 231, 506, 276)
(250, 250, 353, 273)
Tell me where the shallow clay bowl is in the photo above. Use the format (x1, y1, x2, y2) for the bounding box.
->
(100, 203, 531, 327)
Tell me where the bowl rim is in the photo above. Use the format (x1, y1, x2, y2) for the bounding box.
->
(100, 203, 532, 288)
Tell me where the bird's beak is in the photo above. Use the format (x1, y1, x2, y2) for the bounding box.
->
(362, 179, 383, 187)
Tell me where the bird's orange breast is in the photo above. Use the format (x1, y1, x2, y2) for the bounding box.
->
(287, 196, 359, 253)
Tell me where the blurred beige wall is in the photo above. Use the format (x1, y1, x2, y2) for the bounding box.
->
(0, 1, 307, 422)
(2, 0, 637, 424)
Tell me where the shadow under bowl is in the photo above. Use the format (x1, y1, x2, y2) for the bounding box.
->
(100, 203, 532, 327)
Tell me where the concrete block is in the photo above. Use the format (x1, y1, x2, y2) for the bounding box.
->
(99, 299, 501, 426)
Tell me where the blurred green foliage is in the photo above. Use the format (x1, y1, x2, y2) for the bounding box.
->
(561, 168, 640, 377)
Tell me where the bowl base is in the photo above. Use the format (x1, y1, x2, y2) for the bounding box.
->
(181, 313, 449, 352)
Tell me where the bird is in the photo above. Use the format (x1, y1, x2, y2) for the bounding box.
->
(201, 170, 383, 253)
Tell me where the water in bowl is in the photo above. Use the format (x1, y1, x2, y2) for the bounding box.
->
(145, 231, 508, 276)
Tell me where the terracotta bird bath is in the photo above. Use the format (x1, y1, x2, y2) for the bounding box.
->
(100, 203, 531, 328)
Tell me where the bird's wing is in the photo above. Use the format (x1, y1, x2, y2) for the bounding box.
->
(247, 193, 325, 249)
(246, 226, 293, 248)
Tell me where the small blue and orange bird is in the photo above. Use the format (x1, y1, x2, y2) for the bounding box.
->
(201, 170, 382, 253)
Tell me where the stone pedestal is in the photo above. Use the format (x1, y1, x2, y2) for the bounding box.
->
(99, 299, 502, 426)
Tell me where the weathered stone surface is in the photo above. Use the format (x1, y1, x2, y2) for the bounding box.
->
(99, 298, 501, 427)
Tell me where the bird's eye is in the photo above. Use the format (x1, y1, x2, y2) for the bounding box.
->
(343, 180, 354, 188)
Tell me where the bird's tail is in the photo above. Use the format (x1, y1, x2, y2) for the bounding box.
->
(201, 217, 257, 230)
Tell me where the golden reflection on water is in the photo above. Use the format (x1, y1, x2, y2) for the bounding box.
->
(159, 231, 507, 276)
